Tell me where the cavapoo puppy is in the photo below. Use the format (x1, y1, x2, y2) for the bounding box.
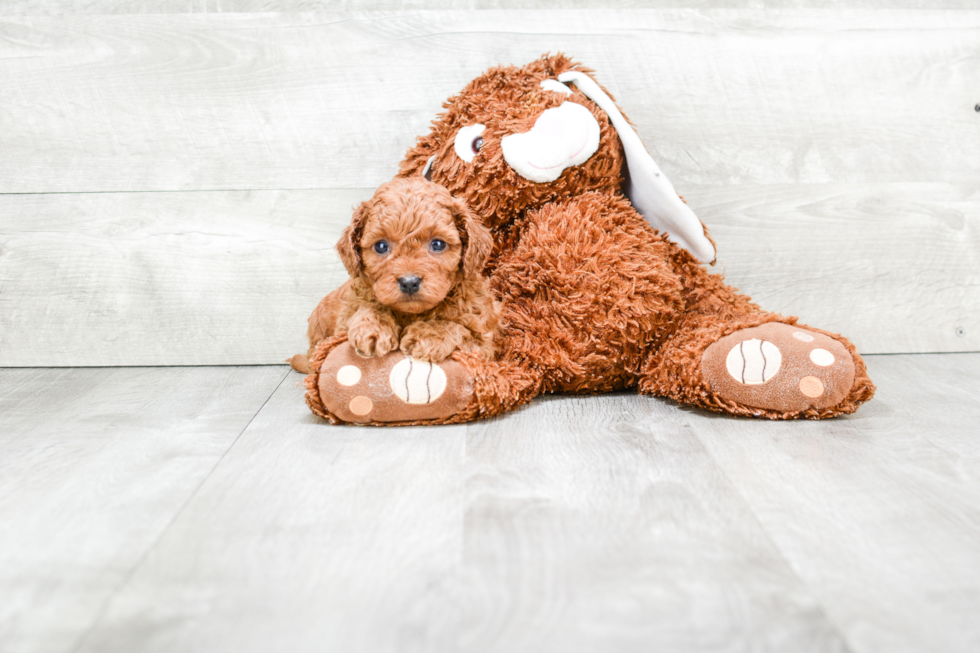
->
(290, 178, 497, 374)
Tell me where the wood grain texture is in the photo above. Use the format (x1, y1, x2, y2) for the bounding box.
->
(2, 9, 977, 364)
(5, 1, 980, 14)
(442, 394, 845, 652)
(71, 370, 848, 653)
(0, 190, 370, 366)
(0, 10, 978, 193)
(2, 182, 975, 366)
(0, 365, 287, 653)
(3, 355, 979, 652)
(691, 352, 980, 653)
(72, 375, 476, 653)
(696, 182, 980, 356)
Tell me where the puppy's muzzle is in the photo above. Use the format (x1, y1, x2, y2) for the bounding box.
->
(398, 275, 422, 295)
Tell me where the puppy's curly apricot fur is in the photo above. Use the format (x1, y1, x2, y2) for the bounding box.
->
(290, 178, 497, 373)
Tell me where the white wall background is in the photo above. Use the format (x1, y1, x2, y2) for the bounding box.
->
(1, 3, 978, 365)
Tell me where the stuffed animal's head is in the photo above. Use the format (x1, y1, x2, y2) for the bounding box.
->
(397, 53, 716, 264)
(397, 54, 618, 230)
(337, 178, 492, 314)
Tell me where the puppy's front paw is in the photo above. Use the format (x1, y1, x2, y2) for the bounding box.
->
(400, 331, 457, 363)
(349, 323, 399, 358)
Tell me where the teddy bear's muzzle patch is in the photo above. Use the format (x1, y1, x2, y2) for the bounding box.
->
(501, 101, 600, 183)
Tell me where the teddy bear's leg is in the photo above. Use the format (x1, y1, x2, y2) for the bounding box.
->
(639, 291, 875, 419)
(303, 336, 542, 425)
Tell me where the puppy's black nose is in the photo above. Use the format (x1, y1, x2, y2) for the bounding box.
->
(398, 275, 422, 295)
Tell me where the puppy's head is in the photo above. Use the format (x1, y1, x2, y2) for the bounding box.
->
(337, 178, 491, 314)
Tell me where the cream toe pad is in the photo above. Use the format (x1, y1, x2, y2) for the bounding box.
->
(726, 339, 782, 385)
(809, 348, 835, 366)
(389, 358, 447, 405)
(336, 365, 362, 386)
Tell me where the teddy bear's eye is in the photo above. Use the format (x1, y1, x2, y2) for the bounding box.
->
(373, 240, 389, 254)
(454, 124, 486, 163)
(430, 239, 447, 252)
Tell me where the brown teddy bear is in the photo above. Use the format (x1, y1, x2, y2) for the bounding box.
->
(303, 53, 875, 425)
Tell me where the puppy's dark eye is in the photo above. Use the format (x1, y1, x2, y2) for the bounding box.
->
(430, 239, 447, 252)
(472, 137, 483, 154)
(373, 241, 389, 254)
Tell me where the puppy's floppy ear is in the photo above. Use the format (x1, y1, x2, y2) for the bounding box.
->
(451, 197, 492, 279)
(337, 200, 370, 277)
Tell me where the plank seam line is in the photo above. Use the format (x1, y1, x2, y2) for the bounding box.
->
(65, 367, 291, 653)
(689, 427, 859, 653)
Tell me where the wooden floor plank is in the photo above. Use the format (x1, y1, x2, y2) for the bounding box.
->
(1, 183, 976, 368)
(0, 189, 369, 367)
(2, 9, 977, 366)
(5, 355, 978, 652)
(690, 353, 980, 653)
(0, 366, 287, 653)
(1, 10, 977, 193)
(73, 370, 846, 653)
(444, 394, 846, 653)
(5, 1, 979, 15)
(697, 183, 980, 356)
(71, 370, 473, 653)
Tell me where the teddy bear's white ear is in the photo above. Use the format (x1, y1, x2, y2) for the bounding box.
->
(558, 71, 716, 264)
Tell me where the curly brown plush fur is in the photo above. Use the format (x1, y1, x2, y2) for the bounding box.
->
(290, 178, 496, 374)
(302, 54, 874, 424)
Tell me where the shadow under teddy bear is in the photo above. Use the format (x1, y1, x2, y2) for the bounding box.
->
(301, 53, 875, 425)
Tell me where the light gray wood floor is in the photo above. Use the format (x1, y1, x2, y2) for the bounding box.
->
(1, 354, 978, 653)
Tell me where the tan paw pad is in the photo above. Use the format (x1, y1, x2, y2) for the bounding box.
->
(348, 395, 373, 415)
(799, 376, 824, 398)
(317, 342, 474, 424)
(702, 323, 856, 413)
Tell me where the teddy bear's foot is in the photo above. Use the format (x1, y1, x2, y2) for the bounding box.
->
(700, 323, 860, 416)
(316, 342, 474, 424)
